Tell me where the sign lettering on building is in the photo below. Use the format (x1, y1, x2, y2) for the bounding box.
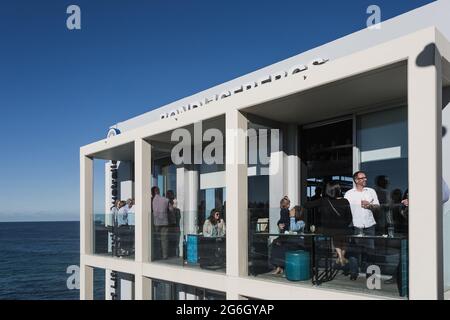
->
(160, 58, 329, 120)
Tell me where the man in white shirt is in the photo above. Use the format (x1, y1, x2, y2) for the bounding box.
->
(345, 171, 380, 232)
(345, 171, 380, 279)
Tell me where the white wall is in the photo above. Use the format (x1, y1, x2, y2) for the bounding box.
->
(442, 86, 450, 291)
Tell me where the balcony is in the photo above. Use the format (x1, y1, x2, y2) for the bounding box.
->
(93, 213, 135, 259)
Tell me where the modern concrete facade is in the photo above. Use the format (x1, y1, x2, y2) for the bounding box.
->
(80, 1, 450, 300)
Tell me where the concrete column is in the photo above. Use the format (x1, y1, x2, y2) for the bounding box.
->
(105, 269, 113, 300)
(135, 275, 152, 300)
(285, 124, 301, 206)
(104, 161, 112, 217)
(135, 139, 152, 263)
(176, 166, 186, 255)
(80, 155, 93, 256)
(80, 263, 93, 300)
(269, 130, 284, 233)
(185, 169, 199, 235)
(226, 278, 244, 300)
(408, 43, 443, 299)
(225, 110, 248, 277)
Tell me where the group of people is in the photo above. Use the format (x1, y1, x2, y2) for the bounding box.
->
(270, 170, 411, 280)
(110, 198, 135, 226)
(151, 186, 227, 260)
(109, 186, 227, 260)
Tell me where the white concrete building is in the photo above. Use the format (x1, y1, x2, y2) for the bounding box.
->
(80, 0, 450, 300)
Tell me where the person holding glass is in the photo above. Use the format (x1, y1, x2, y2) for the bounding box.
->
(289, 205, 306, 233)
(345, 171, 380, 280)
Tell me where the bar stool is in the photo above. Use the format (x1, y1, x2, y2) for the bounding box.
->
(285, 250, 311, 281)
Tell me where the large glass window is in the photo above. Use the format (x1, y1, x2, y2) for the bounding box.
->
(151, 157, 182, 264)
(150, 116, 227, 274)
(247, 108, 409, 299)
(151, 279, 225, 300)
(93, 267, 105, 300)
(93, 156, 135, 260)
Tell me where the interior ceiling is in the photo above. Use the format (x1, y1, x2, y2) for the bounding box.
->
(93, 142, 135, 161)
(243, 62, 409, 125)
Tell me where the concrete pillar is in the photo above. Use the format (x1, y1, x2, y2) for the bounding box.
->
(225, 110, 248, 277)
(285, 124, 301, 206)
(135, 139, 152, 263)
(80, 263, 93, 300)
(80, 155, 93, 256)
(269, 129, 284, 233)
(104, 161, 113, 218)
(408, 43, 443, 299)
(105, 269, 113, 300)
(185, 169, 199, 235)
(176, 166, 186, 255)
(135, 276, 152, 300)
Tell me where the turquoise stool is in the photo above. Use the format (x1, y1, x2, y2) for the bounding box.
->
(285, 251, 311, 281)
(187, 235, 198, 264)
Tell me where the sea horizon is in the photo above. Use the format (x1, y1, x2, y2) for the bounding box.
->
(0, 221, 103, 300)
(0, 220, 80, 223)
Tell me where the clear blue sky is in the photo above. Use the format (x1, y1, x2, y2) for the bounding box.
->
(0, 0, 434, 222)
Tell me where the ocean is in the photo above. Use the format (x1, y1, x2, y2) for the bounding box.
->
(0, 221, 103, 300)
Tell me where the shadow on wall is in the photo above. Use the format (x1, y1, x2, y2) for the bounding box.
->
(416, 43, 438, 67)
(416, 43, 450, 110)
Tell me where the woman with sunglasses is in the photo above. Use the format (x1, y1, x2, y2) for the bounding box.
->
(203, 209, 226, 237)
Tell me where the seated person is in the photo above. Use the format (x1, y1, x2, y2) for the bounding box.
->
(203, 209, 226, 237)
(270, 197, 305, 275)
(289, 205, 305, 232)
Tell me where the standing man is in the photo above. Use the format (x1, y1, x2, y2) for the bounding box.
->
(166, 190, 181, 257)
(345, 171, 380, 280)
(151, 186, 169, 260)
